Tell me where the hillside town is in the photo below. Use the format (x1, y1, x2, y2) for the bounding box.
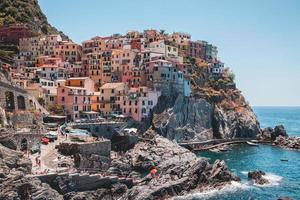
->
(0, 24, 237, 200)
(1, 26, 225, 122)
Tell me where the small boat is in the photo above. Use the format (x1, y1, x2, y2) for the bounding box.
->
(280, 159, 288, 162)
(246, 141, 259, 146)
(250, 140, 259, 143)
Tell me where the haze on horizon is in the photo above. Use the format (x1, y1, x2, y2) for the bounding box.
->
(39, 0, 300, 107)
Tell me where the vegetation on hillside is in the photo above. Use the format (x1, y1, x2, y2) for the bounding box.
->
(0, 0, 69, 62)
(0, 0, 68, 38)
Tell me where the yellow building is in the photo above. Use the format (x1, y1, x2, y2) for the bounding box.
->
(92, 82, 127, 115)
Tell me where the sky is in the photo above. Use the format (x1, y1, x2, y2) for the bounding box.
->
(39, 0, 300, 106)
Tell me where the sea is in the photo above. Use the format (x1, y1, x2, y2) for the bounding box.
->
(175, 107, 300, 200)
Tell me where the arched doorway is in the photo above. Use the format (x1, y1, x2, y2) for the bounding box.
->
(17, 96, 26, 110)
(5, 91, 15, 112)
(20, 138, 28, 151)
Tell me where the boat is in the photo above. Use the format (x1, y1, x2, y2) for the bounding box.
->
(250, 140, 259, 143)
(280, 159, 289, 162)
(246, 141, 259, 146)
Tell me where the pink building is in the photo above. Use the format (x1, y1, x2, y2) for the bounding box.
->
(56, 77, 95, 121)
(121, 86, 161, 121)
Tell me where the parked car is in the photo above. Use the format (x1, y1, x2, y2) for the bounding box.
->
(41, 137, 49, 145)
(31, 144, 41, 154)
(45, 131, 58, 142)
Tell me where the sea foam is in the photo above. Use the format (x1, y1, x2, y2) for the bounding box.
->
(172, 181, 252, 200)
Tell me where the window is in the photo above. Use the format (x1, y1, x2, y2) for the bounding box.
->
(135, 108, 138, 113)
(61, 97, 65, 102)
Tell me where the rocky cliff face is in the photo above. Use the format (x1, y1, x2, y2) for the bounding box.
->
(153, 95, 214, 141)
(152, 66, 261, 142)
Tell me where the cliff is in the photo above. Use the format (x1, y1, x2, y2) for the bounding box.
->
(0, 0, 68, 62)
(152, 64, 261, 142)
(0, 0, 68, 39)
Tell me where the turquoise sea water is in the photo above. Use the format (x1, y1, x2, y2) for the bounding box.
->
(179, 107, 300, 200)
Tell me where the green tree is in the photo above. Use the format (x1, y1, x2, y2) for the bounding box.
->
(48, 105, 64, 115)
(37, 97, 45, 106)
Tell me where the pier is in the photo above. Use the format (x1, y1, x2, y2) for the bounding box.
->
(178, 138, 254, 151)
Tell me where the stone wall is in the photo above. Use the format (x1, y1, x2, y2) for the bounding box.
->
(58, 140, 111, 170)
(12, 132, 42, 151)
(71, 122, 123, 139)
(0, 81, 30, 112)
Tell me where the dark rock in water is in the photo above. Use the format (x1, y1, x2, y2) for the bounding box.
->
(248, 170, 269, 185)
(260, 125, 300, 150)
(278, 197, 293, 200)
(273, 135, 300, 150)
(260, 127, 274, 141)
(272, 125, 288, 140)
(260, 125, 288, 142)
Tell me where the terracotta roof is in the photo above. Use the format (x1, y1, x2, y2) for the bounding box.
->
(101, 82, 125, 89)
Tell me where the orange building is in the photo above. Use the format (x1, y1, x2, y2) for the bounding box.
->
(54, 41, 82, 63)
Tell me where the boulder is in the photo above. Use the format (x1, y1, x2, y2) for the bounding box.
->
(260, 125, 288, 142)
(272, 125, 288, 140)
(248, 170, 269, 185)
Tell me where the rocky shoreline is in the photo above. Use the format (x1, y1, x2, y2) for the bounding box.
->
(0, 128, 240, 200)
(260, 125, 300, 150)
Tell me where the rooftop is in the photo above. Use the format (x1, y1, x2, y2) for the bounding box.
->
(101, 82, 125, 89)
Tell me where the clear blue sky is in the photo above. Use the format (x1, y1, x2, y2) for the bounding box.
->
(39, 0, 300, 106)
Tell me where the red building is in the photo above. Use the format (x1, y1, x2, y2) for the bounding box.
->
(0, 25, 33, 45)
(130, 38, 141, 50)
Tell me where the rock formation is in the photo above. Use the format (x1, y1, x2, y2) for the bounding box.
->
(260, 125, 300, 150)
(118, 129, 239, 199)
(0, 128, 240, 200)
(260, 125, 288, 141)
(153, 90, 260, 142)
(273, 136, 300, 150)
(248, 170, 269, 185)
(0, 144, 63, 200)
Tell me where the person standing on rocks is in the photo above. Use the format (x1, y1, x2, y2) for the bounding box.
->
(150, 167, 158, 180)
